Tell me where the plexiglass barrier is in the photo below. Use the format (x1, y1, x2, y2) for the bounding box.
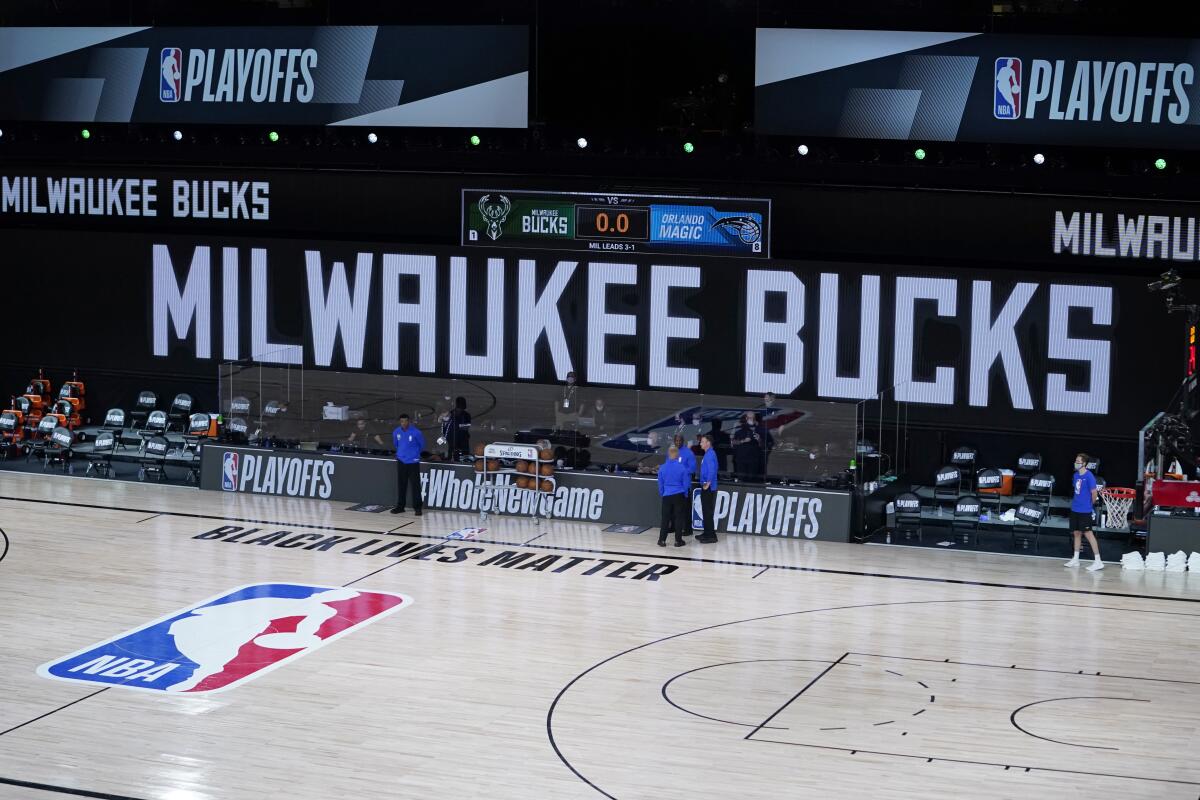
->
(218, 361, 857, 485)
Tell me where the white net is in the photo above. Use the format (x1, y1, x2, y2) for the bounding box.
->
(1100, 489, 1135, 530)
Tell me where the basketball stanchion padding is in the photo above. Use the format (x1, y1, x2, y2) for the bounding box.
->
(1100, 487, 1136, 531)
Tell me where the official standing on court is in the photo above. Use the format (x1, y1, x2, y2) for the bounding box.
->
(444, 396, 472, 461)
(697, 434, 719, 543)
(658, 446, 689, 547)
(673, 433, 697, 538)
(391, 413, 424, 516)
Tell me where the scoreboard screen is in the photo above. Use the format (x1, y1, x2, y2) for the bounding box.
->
(462, 189, 770, 258)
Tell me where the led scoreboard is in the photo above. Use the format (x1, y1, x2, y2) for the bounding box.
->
(462, 189, 770, 258)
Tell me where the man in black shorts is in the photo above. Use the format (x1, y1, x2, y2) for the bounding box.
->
(1065, 452, 1103, 571)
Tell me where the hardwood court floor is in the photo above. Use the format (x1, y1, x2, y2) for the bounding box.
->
(0, 471, 1198, 800)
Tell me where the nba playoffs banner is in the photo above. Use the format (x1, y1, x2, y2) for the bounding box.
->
(0, 26, 528, 127)
(198, 444, 853, 540)
(756, 29, 1200, 147)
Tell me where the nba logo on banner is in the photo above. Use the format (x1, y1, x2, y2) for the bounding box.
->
(222, 451, 238, 490)
(160, 47, 183, 103)
(691, 488, 703, 531)
(38, 584, 412, 694)
(994, 57, 1021, 119)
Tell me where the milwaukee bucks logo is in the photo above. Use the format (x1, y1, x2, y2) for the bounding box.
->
(477, 194, 512, 241)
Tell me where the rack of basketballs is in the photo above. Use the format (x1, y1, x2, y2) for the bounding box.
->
(473, 442, 557, 522)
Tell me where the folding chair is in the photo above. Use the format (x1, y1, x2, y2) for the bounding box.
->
(167, 393, 194, 432)
(52, 399, 82, 431)
(27, 373, 53, 407)
(0, 410, 24, 461)
(1012, 499, 1045, 552)
(229, 395, 252, 417)
(12, 396, 34, 429)
(225, 417, 249, 444)
(139, 409, 168, 442)
(951, 446, 977, 493)
(182, 413, 213, 483)
(129, 391, 157, 429)
(24, 415, 59, 464)
(43, 426, 76, 473)
(976, 468, 1005, 514)
(100, 408, 129, 449)
(17, 393, 44, 434)
(894, 492, 924, 542)
(58, 373, 86, 415)
(101, 407, 126, 431)
(1026, 472, 1055, 510)
(952, 495, 982, 547)
(933, 465, 961, 514)
(138, 435, 170, 482)
(56, 381, 84, 427)
(85, 430, 117, 478)
(1015, 451, 1041, 495)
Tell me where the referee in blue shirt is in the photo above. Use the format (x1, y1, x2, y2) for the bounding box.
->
(391, 413, 425, 516)
(697, 434, 719, 543)
(658, 446, 690, 547)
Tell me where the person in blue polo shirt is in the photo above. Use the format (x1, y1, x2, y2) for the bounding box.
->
(658, 445, 690, 547)
(391, 413, 425, 516)
(673, 433, 697, 538)
(697, 433, 719, 543)
(1065, 451, 1102, 570)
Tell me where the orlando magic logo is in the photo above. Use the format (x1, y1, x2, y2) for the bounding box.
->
(477, 195, 512, 241)
(994, 57, 1021, 119)
(160, 47, 183, 103)
(713, 216, 762, 244)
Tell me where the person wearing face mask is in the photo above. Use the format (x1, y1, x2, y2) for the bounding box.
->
(555, 371, 580, 430)
(732, 411, 768, 482)
(346, 418, 386, 451)
(590, 397, 611, 434)
(697, 433, 720, 543)
(672, 433, 697, 538)
(1065, 452, 1103, 571)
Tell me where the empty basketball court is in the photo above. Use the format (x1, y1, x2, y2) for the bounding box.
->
(5, 7, 1200, 799)
(1, 471, 1196, 800)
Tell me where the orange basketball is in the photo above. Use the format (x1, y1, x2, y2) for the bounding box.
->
(487, 459, 500, 471)
(540, 479, 554, 493)
(473, 442, 485, 456)
(516, 459, 529, 473)
(473, 460, 484, 472)
(521, 476, 534, 489)
(539, 448, 554, 461)
(539, 463, 554, 476)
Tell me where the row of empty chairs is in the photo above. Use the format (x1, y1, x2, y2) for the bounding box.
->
(126, 392, 195, 431)
(933, 448, 1102, 507)
(895, 492, 1049, 551)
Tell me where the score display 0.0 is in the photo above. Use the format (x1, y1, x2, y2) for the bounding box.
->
(463, 189, 770, 258)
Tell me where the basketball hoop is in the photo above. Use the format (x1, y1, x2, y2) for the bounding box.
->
(1100, 487, 1136, 530)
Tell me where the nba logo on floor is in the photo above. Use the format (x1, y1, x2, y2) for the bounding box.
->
(994, 57, 1021, 119)
(38, 584, 411, 694)
(160, 47, 183, 103)
(222, 451, 238, 490)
